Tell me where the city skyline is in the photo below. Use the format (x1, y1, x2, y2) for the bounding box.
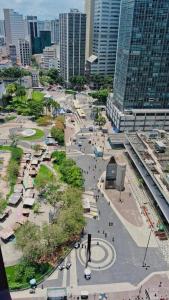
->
(0, 0, 84, 19)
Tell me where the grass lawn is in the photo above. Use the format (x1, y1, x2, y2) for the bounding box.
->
(6, 263, 53, 290)
(34, 164, 55, 189)
(21, 128, 44, 141)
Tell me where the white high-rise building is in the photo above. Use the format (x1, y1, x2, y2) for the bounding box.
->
(86, 0, 121, 76)
(51, 19, 59, 44)
(3, 9, 26, 57)
(19, 39, 31, 66)
(59, 9, 86, 83)
(85, 0, 95, 61)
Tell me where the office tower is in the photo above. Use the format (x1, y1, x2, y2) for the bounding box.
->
(59, 9, 86, 83)
(37, 20, 51, 36)
(19, 39, 31, 66)
(51, 19, 59, 44)
(0, 37, 5, 46)
(87, 0, 121, 76)
(3, 9, 26, 57)
(0, 20, 5, 37)
(107, 0, 169, 132)
(39, 31, 51, 51)
(26, 16, 38, 54)
(32, 37, 42, 54)
(9, 44, 17, 65)
(42, 45, 59, 69)
(85, 0, 95, 61)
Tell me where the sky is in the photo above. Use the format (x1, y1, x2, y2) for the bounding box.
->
(0, 0, 84, 19)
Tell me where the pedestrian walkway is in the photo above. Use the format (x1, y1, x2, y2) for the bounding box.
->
(99, 172, 158, 248)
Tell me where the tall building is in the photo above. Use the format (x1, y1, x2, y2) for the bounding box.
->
(26, 16, 38, 54)
(51, 19, 59, 44)
(9, 44, 17, 65)
(37, 20, 51, 36)
(19, 39, 31, 66)
(39, 31, 51, 51)
(3, 9, 26, 57)
(107, 0, 169, 132)
(59, 9, 86, 83)
(0, 20, 5, 37)
(42, 45, 59, 69)
(86, 0, 121, 76)
(85, 0, 95, 61)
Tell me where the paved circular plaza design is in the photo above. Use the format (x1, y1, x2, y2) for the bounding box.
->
(21, 128, 36, 137)
(77, 238, 116, 271)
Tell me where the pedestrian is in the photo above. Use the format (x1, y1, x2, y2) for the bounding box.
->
(112, 237, 114, 242)
(98, 230, 100, 233)
(41, 284, 43, 289)
(105, 233, 107, 238)
(103, 230, 104, 234)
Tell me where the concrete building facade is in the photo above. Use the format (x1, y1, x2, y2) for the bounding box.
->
(85, 0, 95, 61)
(42, 45, 59, 69)
(0, 20, 5, 37)
(51, 19, 59, 44)
(26, 16, 38, 54)
(9, 44, 17, 65)
(19, 39, 31, 66)
(3, 9, 26, 57)
(59, 9, 86, 83)
(87, 0, 121, 76)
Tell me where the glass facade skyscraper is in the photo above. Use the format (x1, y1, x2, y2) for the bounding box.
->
(113, 0, 169, 111)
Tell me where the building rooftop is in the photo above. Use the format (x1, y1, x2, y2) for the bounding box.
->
(126, 131, 169, 224)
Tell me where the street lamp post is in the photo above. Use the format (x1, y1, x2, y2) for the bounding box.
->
(0, 246, 12, 300)
(142, 227, 153, 268)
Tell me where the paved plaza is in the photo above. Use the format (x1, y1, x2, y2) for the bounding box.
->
(2, 91, 169, 299)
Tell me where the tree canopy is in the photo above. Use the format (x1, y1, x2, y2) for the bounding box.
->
(89, 89, 109, 104)
(0, 67, 30, 79)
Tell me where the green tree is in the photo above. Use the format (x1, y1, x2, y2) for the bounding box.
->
(1, 94, 12, 108)
(70, 75, 86, 91)
(51, 127, 64, 145)
(15, 222, 43, 263)
(15, 86, 26, 98)
(6, 83, 17, 95)
(29, 98, 44, 119)
(89, 89, 109, 104)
